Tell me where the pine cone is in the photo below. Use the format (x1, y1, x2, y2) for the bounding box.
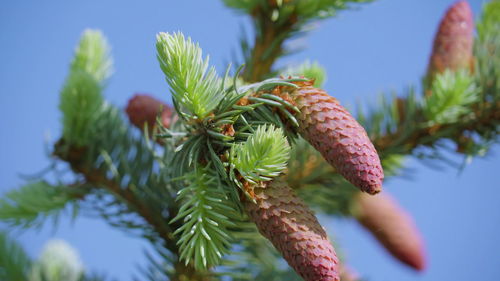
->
(244, 178, 340, 281)
(427, 1, 474, 80)
(283, 83, 383, 194)
(354, 192, 426, 271)
(125, 94, 173, 132)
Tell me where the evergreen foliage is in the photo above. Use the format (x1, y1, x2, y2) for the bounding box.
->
(2, 1, 500, 280)
(156, 32, 222, 120)
(223, 0, 372, 21)
(171, 165, 241, 270)
(230, 125, 290, 185)
(59, 71, 104, 146)
(0, 233, 111, 281)
(476, 1, 500, 99)
(59, 29, 111, 146)
(424, 70, 479, 125)
(70, 29, 112, 84)
(0, 181, 81, 229)
(0, 231, 32, 281)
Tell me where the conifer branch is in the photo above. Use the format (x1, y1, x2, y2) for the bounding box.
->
(56, 30, 213, 280)
(423, 70, 479, 125)
(59, 71, 104, 147)
(70, 29, 113, 84)
(53, 140, 210, 281)
(170, 165, 241, 270)
(156, 32, 222, 119)
(3, 1, 500, 280)
(223, 0, 372, 81)
(370, 93, 499, 159)
(60, 29, 111, 146)
(360, 4, 500, 161)
(230, 124, 290, 185)
(0, 181, 84, 229)
(0, 231, 32, 281)
(54, 140, 175, 250)
(284, 2, 500, 223)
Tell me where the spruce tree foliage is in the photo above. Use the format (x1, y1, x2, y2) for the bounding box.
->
(423, 70, 479, 125)
(156, 33, 222, 120)
(0, 181, 82, 229)
(0, 231, 32, 281)
(60, 30, 112, 147)
(1, 1, 500, 280)
(170, 165, 241, 270)
(229, 124, 290, 185)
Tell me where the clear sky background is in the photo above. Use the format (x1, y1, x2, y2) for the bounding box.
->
(1, 1, 499, 280)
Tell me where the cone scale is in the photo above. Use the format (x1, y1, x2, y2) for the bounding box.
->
(244, 178, 340, 281)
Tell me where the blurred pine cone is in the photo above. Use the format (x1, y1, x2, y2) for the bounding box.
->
(427, 1, 474, 84)
(125, 93, 173, 132)
(354, 192, 426, 271)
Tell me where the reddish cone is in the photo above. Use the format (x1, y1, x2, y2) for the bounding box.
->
(427, 1, 474, 80)
(125, 94, 173, 132)
(354, 192, 426, 271)
(282, 82, 383, 194)
(244, 178, 340, 281)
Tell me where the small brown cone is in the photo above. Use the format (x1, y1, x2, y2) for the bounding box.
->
(125, 94, 173, 132)
(283, 82, 384, 195)
(354, 192, 426, 271)
(244, 178, 340, 281)
(427, 1, 474, 85)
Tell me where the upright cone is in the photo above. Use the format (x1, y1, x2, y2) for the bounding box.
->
(244, 178, 340, 281)
(281, 81, 384, 194)
(125, 94, 173, 131)
(354, 192, 426, 271)
(427, 1, 474, 81)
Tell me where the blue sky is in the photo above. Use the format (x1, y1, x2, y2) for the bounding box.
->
(1, 1, 499, 280)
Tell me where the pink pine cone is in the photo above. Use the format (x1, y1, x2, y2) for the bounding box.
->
(354, 192, 426, 271)
(125, 94, 173, 131)
(286, 84, 384, 195)
(244, 178, 340, 281)
(427, 1, 474, 78)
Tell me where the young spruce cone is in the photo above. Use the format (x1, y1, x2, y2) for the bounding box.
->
(281, 82, 383, 194)
(244, 178, 340, 281)
(354, 192, 426, 271)
(427, 1, 474, 80)
(125, 93, 173, 131)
